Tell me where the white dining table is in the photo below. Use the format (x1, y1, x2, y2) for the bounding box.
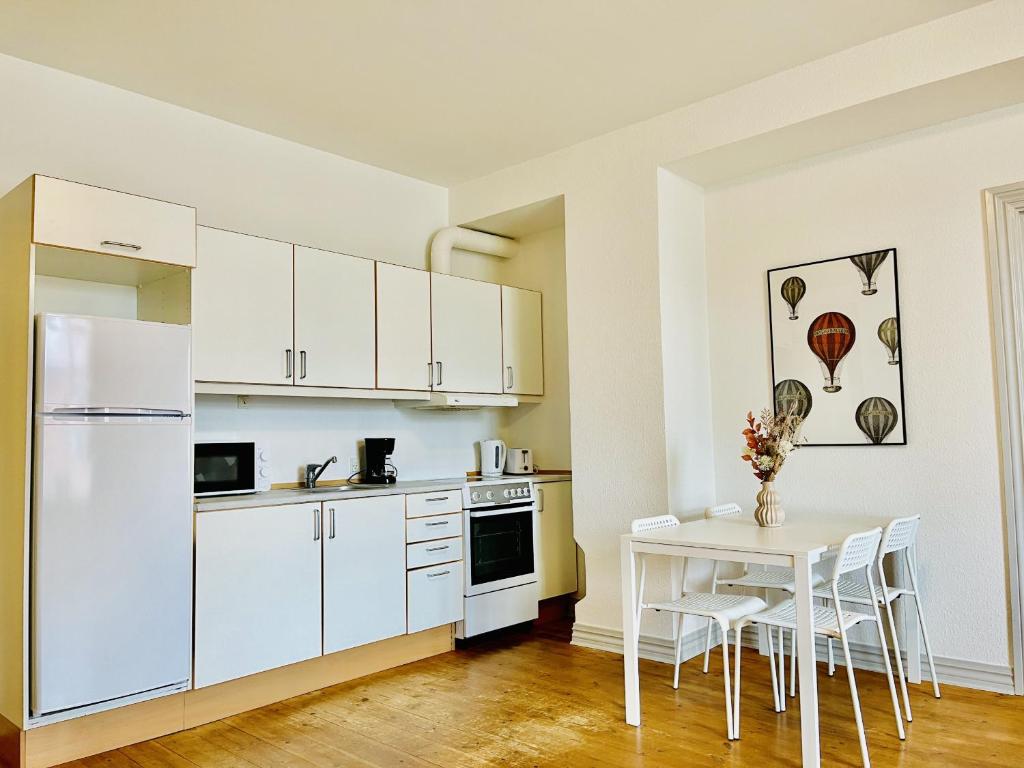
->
(620, 512, 898, 767)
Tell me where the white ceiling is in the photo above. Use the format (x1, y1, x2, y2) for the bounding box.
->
(0, 0, 985, 185)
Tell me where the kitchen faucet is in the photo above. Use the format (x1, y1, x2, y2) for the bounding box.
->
(304, 455, 337, 489)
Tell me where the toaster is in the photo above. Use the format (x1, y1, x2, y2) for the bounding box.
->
(504, 448, 534, 475)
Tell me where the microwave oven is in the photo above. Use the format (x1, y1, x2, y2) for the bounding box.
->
(194, 441, 271, 497)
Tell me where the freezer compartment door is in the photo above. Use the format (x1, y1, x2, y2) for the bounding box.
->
(31, 416, 192, 716)
(36, 313, 191, 413)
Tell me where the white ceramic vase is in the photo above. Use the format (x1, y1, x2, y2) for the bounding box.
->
(754, 481, 784, 528)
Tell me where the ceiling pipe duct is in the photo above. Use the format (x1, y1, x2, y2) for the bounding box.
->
(429, 226, 518, 274)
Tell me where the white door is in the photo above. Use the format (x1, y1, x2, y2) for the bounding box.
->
(192, 227, 294, 385)
(31, 416, 192, 715)
(294, 246, 376, 388)
(33, 175, 197, 267)
(194, 503, 322, 688)
(36, 314, 191, 412)
(537, 482, 577, 600)
(430, 273, 502, 393)
(376, 263, 431, 390)
(323, 496, 406, 653)
(501, 286, 544, 396)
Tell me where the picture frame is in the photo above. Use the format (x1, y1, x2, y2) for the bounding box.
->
(767, 248, 906, 447)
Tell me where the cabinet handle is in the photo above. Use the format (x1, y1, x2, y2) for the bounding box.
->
(425, 545, 450, 552)
(285, 349, 293, 379)
(426, 570, 451, 579)
(328, 507, 336, 540)
(313, 508, 321, 541)
(100, 240, 142, 251)
(425, 497, 448, 502)
(506, 366, 514, 390)
(300, 350, 307, 380)
(435, 361, 443, 387)
(428, 362, 433, 389)
(537, 488, 545, 512)
(425, 520, 448, 527)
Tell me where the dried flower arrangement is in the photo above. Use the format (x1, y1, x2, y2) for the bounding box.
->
(741, 408, 805, 482)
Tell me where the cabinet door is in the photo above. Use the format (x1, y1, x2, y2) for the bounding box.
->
(430, 273, 502, 393)
(501, 286, 544, 395)
(294, 246, 376, 388)
(194, 504, 322, 688)
(376, 263, 431, 390)
(408, 562, 464, 634)
(537, 482, 577, 600)
(323, 496, 406, 653)
(33, 175, 196, 267)
(193, 227, 294, 384)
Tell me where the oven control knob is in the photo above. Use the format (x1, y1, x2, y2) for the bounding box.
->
(471, 491, 480, 502)
(503, 489, 511, 498)
(517, 488, 525, 497)
(486, 490, 494, 500)
(258, 467, 267, 478)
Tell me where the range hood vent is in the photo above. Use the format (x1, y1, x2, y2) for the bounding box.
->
(397, 392, 518, 410)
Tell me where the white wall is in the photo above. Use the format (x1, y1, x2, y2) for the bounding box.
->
(194, 395, 501, 485)
(705, 106, 1024, 666)
(449, 3, 1024, 674)
(0, 53, 518, 480)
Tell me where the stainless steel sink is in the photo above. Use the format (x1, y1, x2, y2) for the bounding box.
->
(305, 486, 355, 493)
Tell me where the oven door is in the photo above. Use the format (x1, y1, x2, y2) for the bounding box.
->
(194, 441, 256, 496)
(464, 505, 537, 596)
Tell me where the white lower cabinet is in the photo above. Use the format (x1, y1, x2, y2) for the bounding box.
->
(537, 482, 577, 600)
(194, 503, 322, 688)
(323, 496, 406, 653)
(408, 562, 464, 634)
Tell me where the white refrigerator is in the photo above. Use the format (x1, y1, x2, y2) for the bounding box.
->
(31, 314, 193, 718)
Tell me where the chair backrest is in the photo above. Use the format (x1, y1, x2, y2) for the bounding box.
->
(880, 515, 920, 556)
(832, 527, 883, 579)
(631, 514, 680, 534)
(704, 503, 741, 519)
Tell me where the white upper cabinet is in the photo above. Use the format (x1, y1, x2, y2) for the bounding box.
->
(293, 246, 376, 388)
(376, 263, 431, 391)
(33, 175, 196, 267)
(322, 496, 406, 654)
(194, 504, 323, 688)
(501, 286, 544, 395)
(430, 273, 502, 394)
(193, 227, 294, 384)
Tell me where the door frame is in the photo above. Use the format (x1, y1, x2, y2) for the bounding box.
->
(985, 181, 1024, 695)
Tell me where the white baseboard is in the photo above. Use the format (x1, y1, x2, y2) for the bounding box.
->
(570, 622, 1015, 695)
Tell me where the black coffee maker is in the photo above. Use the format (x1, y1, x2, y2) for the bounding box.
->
(363, 437, 397, 484)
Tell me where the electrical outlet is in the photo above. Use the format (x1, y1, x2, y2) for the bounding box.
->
(349, 457, 360, 474)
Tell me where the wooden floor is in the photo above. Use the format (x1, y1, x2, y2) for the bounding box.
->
(61, 622, 1022, 768)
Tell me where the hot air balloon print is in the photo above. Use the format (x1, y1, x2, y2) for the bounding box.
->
(807, 312, 856, 393)
(780, 276, 806, 320)
(855, 397, 899, 444)
(774, 379, 812, 419)
(850, 250, 889, 295)
(877, 317, 899, 365)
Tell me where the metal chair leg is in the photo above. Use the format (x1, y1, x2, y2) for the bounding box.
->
(789, 628, 797, 698)
(721, 625, 735, 740)
(839, 626, 871, 767)
(672, 621, 684, 690)
(777, 625, 786, 712)
(766, 621, 781, 712)
(879, 568, 912, 722)
(702, 618, 714, 674)
(733, 627, 743, 738)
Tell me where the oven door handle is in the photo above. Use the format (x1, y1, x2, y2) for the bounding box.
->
(468, 505, 536, 519)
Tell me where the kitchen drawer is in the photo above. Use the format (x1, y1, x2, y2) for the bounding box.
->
(408, 561, 463, 634)
(406, 490, 462, 518)
(33, 175, 196, 267)
(407, 537, 463, 569)
(406, 513, 462, 543)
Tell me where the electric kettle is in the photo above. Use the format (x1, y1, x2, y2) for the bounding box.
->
(480, 439, 507, 477)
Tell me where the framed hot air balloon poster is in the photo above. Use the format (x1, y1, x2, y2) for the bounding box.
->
(767, 248, 906, 446)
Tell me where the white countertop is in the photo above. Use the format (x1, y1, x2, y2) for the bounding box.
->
(194, 473, 572, 512)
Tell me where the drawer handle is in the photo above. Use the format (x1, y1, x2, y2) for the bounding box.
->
(100, 240, 142, 251)
(426, 570, 450, 579)
(425, 545, 450, 552)
(424, 521, 449, 527)
(425, 497, 448, 502)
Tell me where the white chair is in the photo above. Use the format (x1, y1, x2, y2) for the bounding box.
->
(734, 528, 906, 767)
(631, 514, 767, 740)
(815, 514, 940, 722)
(701, 503, 829, 706)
